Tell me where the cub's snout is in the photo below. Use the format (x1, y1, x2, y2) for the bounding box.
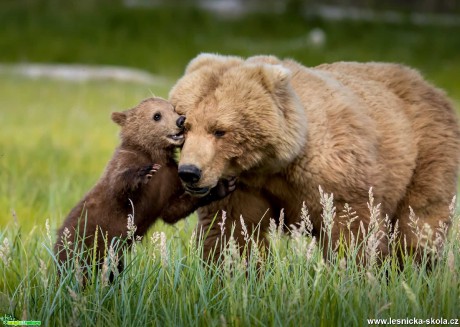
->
(176, 115, 186, 128)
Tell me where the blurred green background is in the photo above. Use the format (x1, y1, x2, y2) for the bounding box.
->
(1, 0, 460, 231)
(2, 0, 460, 90)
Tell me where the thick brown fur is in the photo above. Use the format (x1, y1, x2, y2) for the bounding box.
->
(169, 53, 460, 262)
(54, 97, 232, 271)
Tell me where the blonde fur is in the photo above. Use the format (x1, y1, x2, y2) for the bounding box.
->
(169, 53, 460, 261)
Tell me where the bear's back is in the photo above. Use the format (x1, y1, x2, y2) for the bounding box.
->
(279, 60, 447, 216)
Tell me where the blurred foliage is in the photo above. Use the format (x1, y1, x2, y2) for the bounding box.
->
(0, 0, 459, 93)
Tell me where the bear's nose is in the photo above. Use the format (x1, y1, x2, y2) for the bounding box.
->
(178, 164, 202, 184)
(176, 116, 186, 128)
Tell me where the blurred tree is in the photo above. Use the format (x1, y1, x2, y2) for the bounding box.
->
(122, 0, 459, 14)
(286, 0, 305, 17)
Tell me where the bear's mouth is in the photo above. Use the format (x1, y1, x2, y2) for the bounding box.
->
(183, 185, 210, 197)
(167, 130, 185, 144)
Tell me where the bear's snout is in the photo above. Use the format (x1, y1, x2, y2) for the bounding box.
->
(176, 116, 186, 129)
(178, 164, 202, 184)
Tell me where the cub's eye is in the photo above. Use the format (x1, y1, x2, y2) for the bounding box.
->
(153, 113, 162, 121)
(214, 130, 226, 138)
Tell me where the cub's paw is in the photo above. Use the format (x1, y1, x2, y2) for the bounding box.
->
(139, 164, 161, 184)
(200, 177, 237, 205)
(213, 176, 237, 199)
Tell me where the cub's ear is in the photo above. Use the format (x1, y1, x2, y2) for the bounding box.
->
(111, 111, 127, 126)
(253, 64, 292, 94)
(185, 53, 243, 74)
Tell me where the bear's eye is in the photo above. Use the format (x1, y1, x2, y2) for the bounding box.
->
(153, 113, 162, 121)
(214, 130, 226, 138)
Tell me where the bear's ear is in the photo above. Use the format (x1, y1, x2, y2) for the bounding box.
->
(111, 111, 127, 126)
(256, 64, 292, 94)
(185, 53, 243, 74)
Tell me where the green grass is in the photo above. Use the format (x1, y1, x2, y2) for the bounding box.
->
(1, 194, 459, 326)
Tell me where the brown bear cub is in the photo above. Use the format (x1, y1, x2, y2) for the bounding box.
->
(54, 97, 234, 272)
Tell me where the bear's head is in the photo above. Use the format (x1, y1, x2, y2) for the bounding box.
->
(169, 54, 307, 197)
(111, 97, 185, 152)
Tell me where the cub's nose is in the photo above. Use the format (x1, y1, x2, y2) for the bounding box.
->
(176, 116, 186, 128)
(178, 164, 202, 184)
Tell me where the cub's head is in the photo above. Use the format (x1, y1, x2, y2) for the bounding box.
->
(111, 97, 185, 151)
(169, 53, 306, 197)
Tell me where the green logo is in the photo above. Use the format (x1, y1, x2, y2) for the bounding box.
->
(1, 314, 41, 326)
(0, 293, 40, 325)
(0, 314, 14, 325)
(2, 317, 41, 326)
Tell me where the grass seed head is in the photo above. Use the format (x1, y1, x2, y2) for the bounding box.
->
(45, 218, 53, 247)
(301, 201, 313, 237)
(240, 215, 250, 244)
(319, 186, 335, 236)
(160, 232, 168, 268)
(402, 281, 419, 310)
(0, 237, 12, 267)
(61, 227, 72, 249)
(219, 210, 227, 237)
(39, 259, 48, 288)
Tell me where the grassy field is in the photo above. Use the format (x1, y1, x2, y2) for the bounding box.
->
(1, 173, 460, 326)
(1, 1, 460, 326)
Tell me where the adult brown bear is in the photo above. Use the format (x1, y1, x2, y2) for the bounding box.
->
(169, 54, 460, 262)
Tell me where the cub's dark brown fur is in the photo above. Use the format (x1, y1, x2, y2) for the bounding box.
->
(54, 97, 233, 269)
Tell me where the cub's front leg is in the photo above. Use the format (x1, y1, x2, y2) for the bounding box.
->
(137, 164, 162, 184)
(161, 177, 237, 224)
(113, 163, 161, 198)
(122, 163, 161, 188)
